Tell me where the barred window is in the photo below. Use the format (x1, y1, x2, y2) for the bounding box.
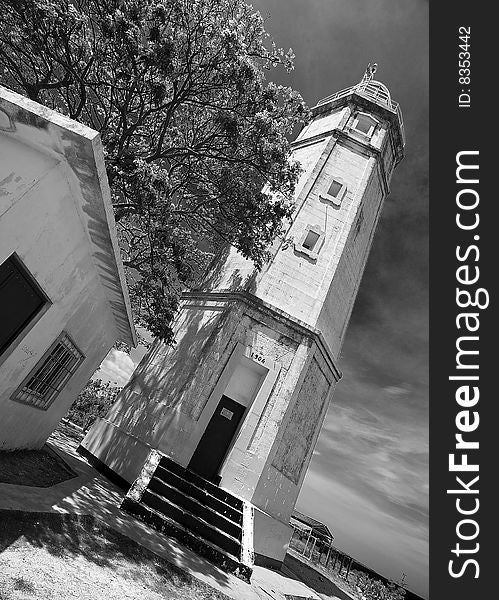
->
(12, 333, 84, 410)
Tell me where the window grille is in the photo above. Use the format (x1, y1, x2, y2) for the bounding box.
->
(12, 333, 84, 410)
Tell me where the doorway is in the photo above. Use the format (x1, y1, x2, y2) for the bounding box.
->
(188, 395, 246, 481)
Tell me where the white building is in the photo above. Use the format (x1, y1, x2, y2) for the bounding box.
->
(80, 69, 404, 578)
(0, 86, 136, 451)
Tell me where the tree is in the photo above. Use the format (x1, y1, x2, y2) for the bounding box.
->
(0, 0, 309, 344)
(66, 378, 121, 430)
(354, 571, 406, 600)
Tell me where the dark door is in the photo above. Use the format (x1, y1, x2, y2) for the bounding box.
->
(0, 256, 46, 356)
(188, 395, 246, 481)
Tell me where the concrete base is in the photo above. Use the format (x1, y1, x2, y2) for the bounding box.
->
(251, 564, 323, 600)
(254, 553, 283, 570)
(76, 444, 131, 492)
(81, 420, 294, 572)
(79, 418, 151, 485)
(252, 506, 293, 566)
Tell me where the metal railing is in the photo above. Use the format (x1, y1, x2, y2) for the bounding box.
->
(317, 81, 405, 147)
(288, 526, 354, 580)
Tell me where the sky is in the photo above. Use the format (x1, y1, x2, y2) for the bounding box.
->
(95, 1, 429, 597)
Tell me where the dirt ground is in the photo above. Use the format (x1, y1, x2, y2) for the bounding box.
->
(0, 445, 77, 487)
(0, 510, 232, 600)
(284, 551, 359, 600)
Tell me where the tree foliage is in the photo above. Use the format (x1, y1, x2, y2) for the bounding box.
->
(354, 571, 406, 600)
(0, 0, 309, 344)
(66, 378, 121, 430)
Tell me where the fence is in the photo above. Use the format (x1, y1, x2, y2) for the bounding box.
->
(288, 525, 354, 580)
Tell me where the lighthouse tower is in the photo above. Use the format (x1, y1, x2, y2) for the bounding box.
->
(80, 66, 405, 575)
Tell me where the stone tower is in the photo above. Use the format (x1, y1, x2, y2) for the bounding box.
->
(80, 67, 405, 572)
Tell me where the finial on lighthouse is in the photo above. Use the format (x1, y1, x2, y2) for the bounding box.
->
(361, 62, 378, 83)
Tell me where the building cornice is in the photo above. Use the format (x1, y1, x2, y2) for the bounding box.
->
(291, 127, 391, 197)
(182, 290, 343, 382)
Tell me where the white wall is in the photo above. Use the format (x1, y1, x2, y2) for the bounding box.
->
(0, 134, 120, 449)
(224, 356, 266, 407)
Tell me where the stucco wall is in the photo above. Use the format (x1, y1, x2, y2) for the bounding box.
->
(295, 107, 346, 143)
(0, 135, 120, 449)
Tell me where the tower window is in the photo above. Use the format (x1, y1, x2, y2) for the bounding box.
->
(302, 230, 320, 251)
(11, 332, 84, 410)
(0, 254, 49, 357)
(327, 180, 343, 197)
(320, 178, 347, 206)
(295, 226, 325, 259)
(351, 113, 378, 138)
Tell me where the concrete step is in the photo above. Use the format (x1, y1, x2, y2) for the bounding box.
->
(152, 466, 243, 525)
(141, 489, 242, 558)
(158, 456, 243, 511)
(122, 496, 252, 582)
(148, 476, 242, 539)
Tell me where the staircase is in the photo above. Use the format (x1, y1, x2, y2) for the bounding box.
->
(121, 454, 253, 581)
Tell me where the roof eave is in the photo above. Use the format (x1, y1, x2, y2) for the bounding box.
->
(0, 85, 138, 348)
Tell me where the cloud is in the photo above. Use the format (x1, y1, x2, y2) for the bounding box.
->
(384, 385, 411, 397)
(94, 349, 135, 386)
(303, 372, 428, 597)
(298, 470, 429, 597)
(319, 402, 428, 515)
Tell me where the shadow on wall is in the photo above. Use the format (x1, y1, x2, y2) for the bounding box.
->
(196, 242, 259, 295)
(82, 302, 241, 482)
(95, 241, 266, 480)
(111, 295, 239, 440)
(125, 303, 234, 415)
(71, 129, 134, 343)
